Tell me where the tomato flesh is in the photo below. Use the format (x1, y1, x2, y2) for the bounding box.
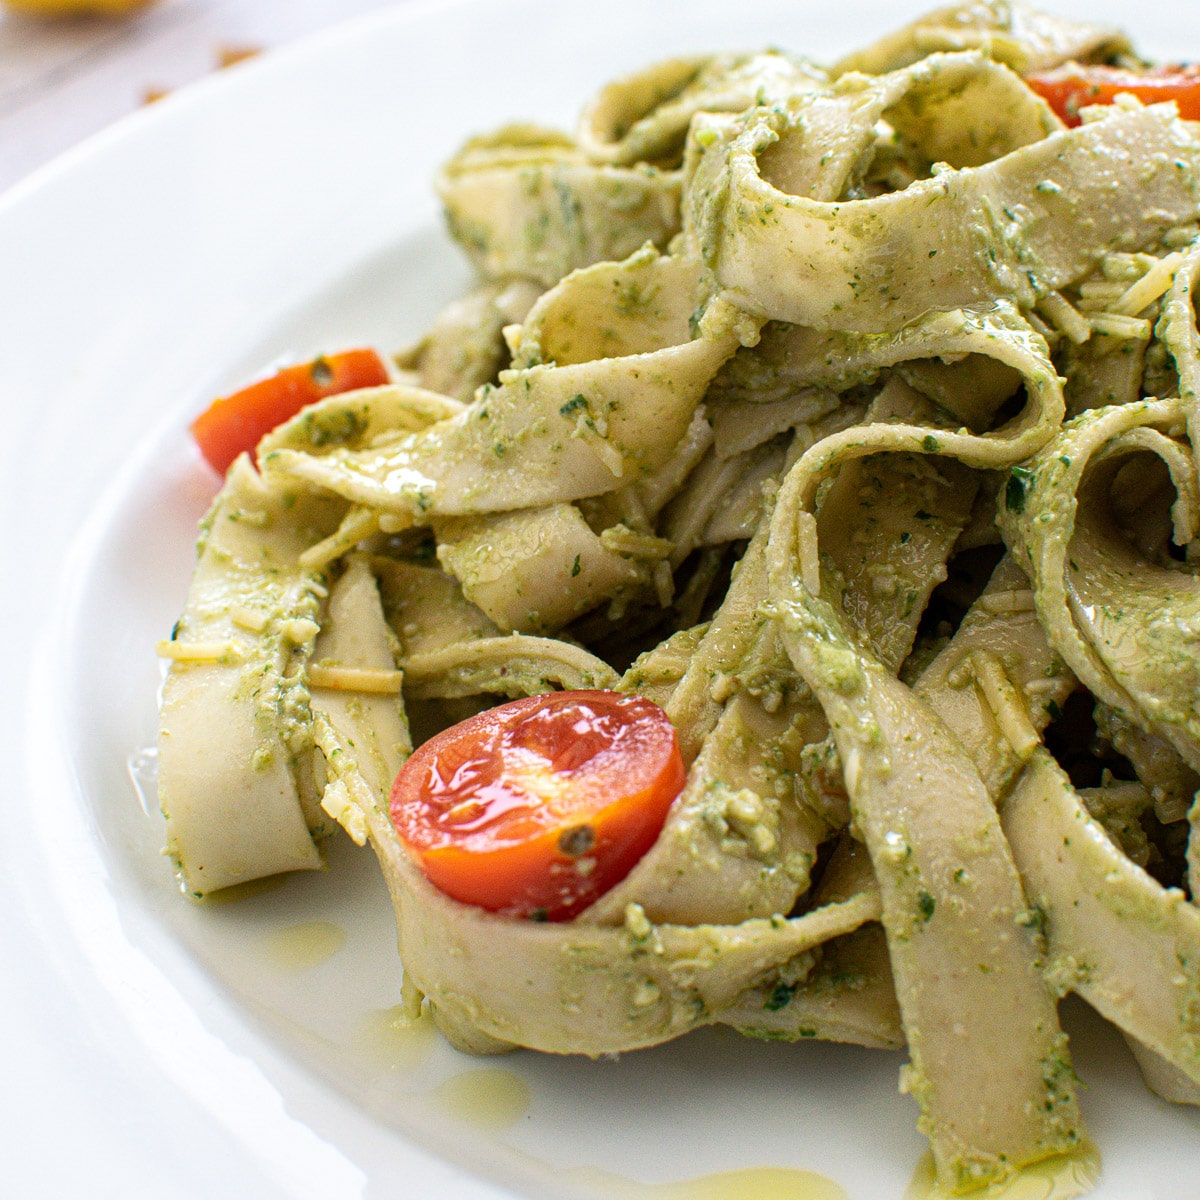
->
(389, 690, 686, 920)
(1026, 64, 1200, 127)
(190, 348, 390, 475)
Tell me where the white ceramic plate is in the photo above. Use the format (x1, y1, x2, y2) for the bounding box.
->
(4, 1, 1200, 1196)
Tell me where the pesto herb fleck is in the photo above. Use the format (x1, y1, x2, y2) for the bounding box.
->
(764, 981, 797, 1011)
(1006, 465, 1034, 513)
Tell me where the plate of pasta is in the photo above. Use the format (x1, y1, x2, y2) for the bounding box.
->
(5, 0, 1200, 1197)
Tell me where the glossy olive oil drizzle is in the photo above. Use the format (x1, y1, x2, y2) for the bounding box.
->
(353, 1004, 438, 1071)
(905, 1142, 1101, 1200)
(263, 919, 346, 970)
(566, 1165, 849, 1200)
(434, 1067, 532, 1131)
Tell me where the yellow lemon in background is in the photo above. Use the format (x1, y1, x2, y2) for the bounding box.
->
(2, 0, 157, 15)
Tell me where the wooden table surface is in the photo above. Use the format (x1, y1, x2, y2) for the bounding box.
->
(0, 0, 407, 195)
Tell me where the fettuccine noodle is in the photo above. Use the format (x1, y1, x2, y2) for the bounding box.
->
(156, 3, 1200, 1192)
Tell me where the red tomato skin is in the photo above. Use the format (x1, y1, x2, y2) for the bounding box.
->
(1026, 64, 1200, 127)
(190, 348, 389, 474)
(390, 691, 686, 920)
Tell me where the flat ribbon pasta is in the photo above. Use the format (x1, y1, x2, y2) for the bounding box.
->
(765, 452, 1082, 1190)
(999, 398, 1200, 771)
(757, 302, 1065, 512)
(577, 51, 827, 166)
(833, 1, 1130, 77)
(157, 458, 346, 893)
(1003, 750, 1200, 1085)
(262, 250, 741, 519)
(686, 54, 1200, 332)
(316, 713, 881, 1056)
(437, 125, 681, 286)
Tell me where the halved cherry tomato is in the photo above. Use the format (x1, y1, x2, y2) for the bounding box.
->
(1026, 63, 1200, 127)
(389, 690, 686, 920)
(190, 348, 390, 474)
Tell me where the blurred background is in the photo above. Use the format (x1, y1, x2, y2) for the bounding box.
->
(0, 0, 406, 192)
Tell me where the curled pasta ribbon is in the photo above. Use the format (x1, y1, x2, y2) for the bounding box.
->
(257, 384, 465, 457)
(157, 458, 347, 894)
(314, 658, 885, 1057)
(999, 397, 1200, 771)
(434, 503, 649, 637)
(1003, 750, 1200, 1086)
(833, 0, 1130, 77)
(436, 125, 681, 285)
(780, 302, 1065, 511)
(577, 51, 826, 167)
(685, 51, 1200, 332)
(263, 249, 741, 520)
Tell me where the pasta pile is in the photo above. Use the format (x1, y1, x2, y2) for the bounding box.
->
(156, 2, 1200, 1191)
